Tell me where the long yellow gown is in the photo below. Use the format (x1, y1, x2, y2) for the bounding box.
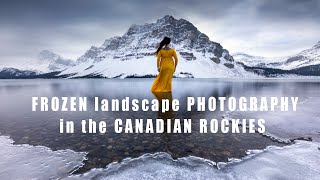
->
(151, 48, 178, 92)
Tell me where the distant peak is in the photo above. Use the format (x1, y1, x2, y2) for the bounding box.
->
(232, 52, 253, 57)
(37, 50, 68, 63)
(39, 50, 55, 55)
(38, 50, 59, 60)
(233, 52, 249, 56)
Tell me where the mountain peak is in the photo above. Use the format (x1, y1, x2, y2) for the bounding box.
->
(121, 15, 212, 49)
(156, 15, 176, 23)
(125, 15, 180, 36)
(63, 15, 240, 78)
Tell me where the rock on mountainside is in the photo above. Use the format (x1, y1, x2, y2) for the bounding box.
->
(60, 15, 254, 78)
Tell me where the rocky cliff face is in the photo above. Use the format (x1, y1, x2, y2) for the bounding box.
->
(60, 15, 251, 78)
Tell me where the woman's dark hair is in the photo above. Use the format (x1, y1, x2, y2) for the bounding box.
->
(156, 36, 171, 54)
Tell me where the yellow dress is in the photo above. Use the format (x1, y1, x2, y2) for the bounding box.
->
(151, 48, 178, 92)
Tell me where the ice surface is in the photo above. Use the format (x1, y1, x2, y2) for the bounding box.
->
(66, 141, 320, 180)
(0, 136, 86, 180)
(224, 96, 320, 142)
(1, 79, 319, 179)
(1, 134, 319, 180)
(227, 141, 320, 180)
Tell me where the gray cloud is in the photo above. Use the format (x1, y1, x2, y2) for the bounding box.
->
(257, 0, 320, 20)
(0, 0, 319, 65)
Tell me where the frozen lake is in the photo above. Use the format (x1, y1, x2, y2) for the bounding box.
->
(0, 79, 319, 179)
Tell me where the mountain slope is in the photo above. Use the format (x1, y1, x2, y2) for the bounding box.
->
(60, 15, 255, 78)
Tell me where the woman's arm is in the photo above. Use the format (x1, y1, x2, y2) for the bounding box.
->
(173, 49, 178, 71)
(157, 51, 161, 72)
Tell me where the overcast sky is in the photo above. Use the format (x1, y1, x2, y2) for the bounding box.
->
(1, 0, 319, 65)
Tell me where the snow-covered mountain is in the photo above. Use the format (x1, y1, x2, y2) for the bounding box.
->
(234, 41, 320, 70)
(0, 50, 75, 79)
(0, 67, 37, 79)
(0, 50, 75, 76)
(19, 50, 75, 73)
(233, 41, 320, 77)
(59, 15, 254, 78)
(2, 16, 319, 79)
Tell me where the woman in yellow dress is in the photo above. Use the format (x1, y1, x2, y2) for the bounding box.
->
(151, 37, 178, 92)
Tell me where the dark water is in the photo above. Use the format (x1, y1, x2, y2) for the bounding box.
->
(1, 79, 319, 173)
